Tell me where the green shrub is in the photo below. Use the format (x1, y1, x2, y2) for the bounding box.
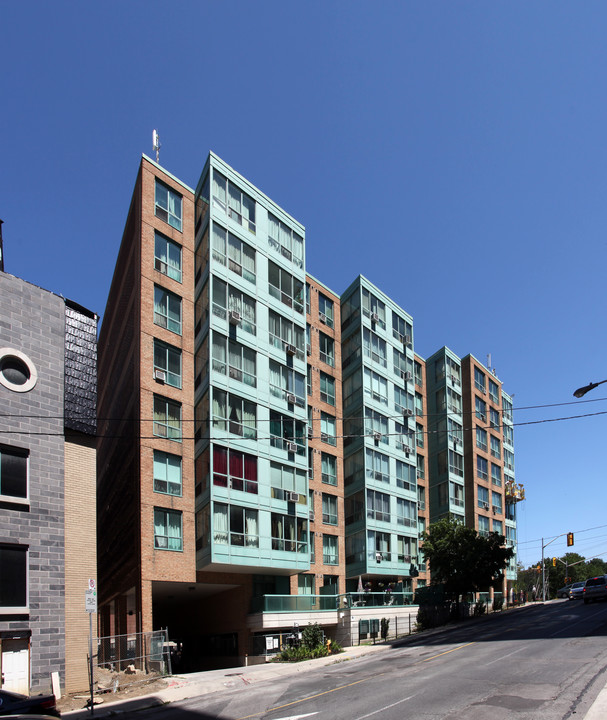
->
(302, 623, 324, 650)
(493, 597, 503, 612)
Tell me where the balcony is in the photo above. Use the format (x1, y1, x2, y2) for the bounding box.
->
(249, 591, 415, 614)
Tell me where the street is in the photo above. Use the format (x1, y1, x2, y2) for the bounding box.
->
(118, 601, 607, 720)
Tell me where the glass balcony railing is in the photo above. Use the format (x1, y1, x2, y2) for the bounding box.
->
(249, 591, 416, 614)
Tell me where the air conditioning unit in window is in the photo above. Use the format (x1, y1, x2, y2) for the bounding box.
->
(156, 537, 168, 548)
(402, 370, 413, 382)
(403, 334, 412, 347)
(285, 343, 297, 356)
(482, 502, 489, 510)
(307, 426, 313, 438)
(403, 408, 414, 418)
(286, 491, 300, 502)
(453, 436, 461, 445)
(321, 432, 329, 442)
(319, 313, 327, 324)
(371, 312, 380, 323)
(373, 431, 381, 443)
(375, 552, 383, 563)
(451, 375, 460, 385)
(493, 505, 500, 514)
(306, 343, 312, 355)
(403, 445, 413, 456)
(155, 258, 168, 274)
(287, 442, 298, 453)
(286, 393, 296, 404)
(229, 310, 241, 325)
(154, 369, 166, 383)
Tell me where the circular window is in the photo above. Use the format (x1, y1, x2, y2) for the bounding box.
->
(0, 348, 38, 393)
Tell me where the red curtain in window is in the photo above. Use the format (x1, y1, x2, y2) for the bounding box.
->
(213, 445, 228, 486)
(244, 453, 258, 493)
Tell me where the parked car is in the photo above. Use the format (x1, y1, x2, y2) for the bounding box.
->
(583, 575, 607, 604)
(569, 581, 586, 600)
(556, 584, 572, 598)
(0, 690, 59, 718)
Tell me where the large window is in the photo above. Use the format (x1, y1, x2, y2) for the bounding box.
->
(366, 448, 390, 484)
(394, 385, 412, 414)
(214, 503, 259, 547)
(155, 180, 182, 231)
(0, 447, 28, 500)
(362, 289, 386, 329)
(320, 372, 336, 406)
(393, 348, 413, 380)
(320, 412, 337, 446)
(212, 277, 256, 335)
(392, 313, 412, 345)
(478, 485, 489, 510)
(269, 261, 304, 313)
(212, 334, 256, 387)
(154, 508, 183, 551)
(153, 450, 182, 496)
(155, 232, 182, 282)
(0, 545, 27, 611)
(488, 379, 500, 404)
(322, 494, 338, 525)
(213, 446, 258, 494)
(321, 453, 337, 486)
(492, 491, 503, 514)
(213, 170, 256, 233)
(368, 530, 391, 561)
(396, 498, 416, 528)
(153, 396, 181, 441)
(270, 412, 306, 455)
(154, 286, 182, 335)
(268, 212, 304, 268)
(478, 515, 490, 535)
(363, 328, 386, 367)
(268, 311, 305, 359)
(270, 360, 305, 406)
(396, 460, 416, 492)
(270, 462, 307, 500)
(397, 535, 416, 563)
(153, 340, 181, 388)
(212, 389, 256, 439)
(318, 333, 335, 367)
(365, 408, 389, 445)
(367, 489, 390, 523)
(490, 435, 501, 459)
(476, 427, 488, 452)
(271, 513, 308, 552)
(475, 397, 486, 422)
(491, 462, 502, 486)
(318, 294, 334, 328)
(212, 223, 256, 283)
(364, 368, 388, 406)
(477, 456, 488, 481)
(323, 534, 338, 565)
(490, 408, 500, 429)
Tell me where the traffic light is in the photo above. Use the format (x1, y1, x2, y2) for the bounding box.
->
(567, 532, 574, 547)
(552, 557, 557, 567)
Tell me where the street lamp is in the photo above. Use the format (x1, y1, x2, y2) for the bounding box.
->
(573, 379, 607, 398)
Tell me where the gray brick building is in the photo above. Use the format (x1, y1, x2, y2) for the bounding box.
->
(0, 271, 97, 694)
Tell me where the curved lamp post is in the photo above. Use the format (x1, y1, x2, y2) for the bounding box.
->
(573, 379, 607, 398)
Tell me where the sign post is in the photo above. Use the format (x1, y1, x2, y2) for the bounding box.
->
(85, 579, 97, 716)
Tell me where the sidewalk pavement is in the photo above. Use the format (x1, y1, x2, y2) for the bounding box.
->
(63, 603, 607, 720)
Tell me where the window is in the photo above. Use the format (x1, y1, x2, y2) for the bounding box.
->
(305, 284, 311, 314)
(155, 180, 182, 231)
(394, 420, 413, 454)
(153, 451, 182, 496)
(363, 328, 387, 367)
(448, 418, 462, 446)
(417, 485, 426, 510)
(0, 447, 28, 500)
(362, 289, 386, 329)
(212, 277, 256, 335)
(271, 513, 308, 552)
(493, 519, 503, 535)
(478, 485, 489, 509)
(319, 332, 335, 367)
(320, 372, 336, 406)
(268, 261, 304, 313)
(450, 482, 464, 508)
(195, 172, 210, 233)
(446, 356, 460, 385)
(212, 389, 256, 439)
(394, 385, 412, 414)
(270, 412, 306, 455)
(0, 545, 27, 611)
(154, 508, 182, 551)
(503, 424, 513, 447)
(477, 456, 488, 481)
(395, 459, 415, 492)
(367, 489, 390, 522)
(213, 446, 258, 493)
(366, 448, 390, 484)
(268, 212, 304, 268)
(504, 449, 515, 471)
(392, 313, 412, 345)
(476, 427, 487, 452)
(397, 535, 416, 563)
(478, 515, 490, 536)
(492, 491, 503, 514)
(393, 348, 413, 380)
(154, 286, 182, 335)
(490, 408, 500, 429)
(368, 530, 390, 561)
(475, 397, 486, 422)
(268, 311, 305, 359)
(447, 388, 462, 414)
(396, 497, 416, 528)
(415, 392, 423, 417)
(323, 534, 338, 565)
(474, 367, 486, 393)
(414, 360, 423, 387)
(307, 365, 312, 396)
(322, 494, 338, 525)
(155, 232, 182, 282)
(212, 334, 256, 387)
(488, 379, 499, 404)
(490, 436, 501, 459)
(153, 340, 181, 388)
(270, 462, 306, 500)
(211, 223, 256, 283)
(365, 368, 388, 406)
(449, 450, 463, 477)
(416, 423, 424, 448)
(298, 574, 315, 595)
(435, 358, 445, 382)
(213, 170, 256, 233)
(321, 453, 337, 485)
(214, 503, 259, 547)
(153, 396, 181, 441)
(318, 294, 334, 328)
(491, 463, 502, 486)
(320, 412, 337, 446)
(502, 396, 513, 422)
(365, 408, 389, 445)
(269, 360, 305, 405)
(416, 454, 425, 481)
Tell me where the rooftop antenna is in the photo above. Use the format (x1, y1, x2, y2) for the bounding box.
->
(152, 129, 161, 163)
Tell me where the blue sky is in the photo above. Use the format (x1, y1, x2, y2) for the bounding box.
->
(2, 2, 606, 569)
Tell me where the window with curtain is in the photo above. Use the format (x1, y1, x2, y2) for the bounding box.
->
(478, 485, 489, 508)
(364, 368, 388, 405)
(271, 513, 308, 552)
(269, 412, 306, 455)
(395, 459, 416, 492)
(490, 407, 500, 429)
(269, 360, 305, 405)
(396, 498, 416, 527)
(318, 293, 334, 328)
(213, 170, 256, 233)
(153, 396, 181, 441)
(211, 333, 256, 387)
(213, 446, 258, 494)
(490, 435, 501, 458)
(477, 456, 488, 481)
(155, 231, 182, 282)
(154, 286, 182, 335)
(450, 481, 464, 508)
(362, 288, 386, 328)
(397, 535, 416, 563)
(366, 408, 389, 446)
(366, 448, 389, 484)
(267, 212, 303, 268)
(362, 328, 386, 367)
(366, 489, 390, 523)
(474, 367, 486, 393)
(268, 261, 304, 314)
(475, 397, 486, 422)
(476, 427, 488, 451)
(229, 505, 259, 547)
(153, 450, 182, 496)
(323, 534, 338, 565)
(489, 379, 500, 404)
(492, 490, 503, 514)
(394, 385, 412, 414)
(392, 313, 412, 344)
(322, 494, 338, 525)
(155, 180, 182, 231)
(298, 574, 315, 595)
(154, 508, 182, 551)
(491, 463, 502, 486)
(318, 332, 334, 367)
(213, 502, 229, 544)
(153, 340, 181, 388)
(270, 462, 306, 500)
(478, 515, 490, 535)
(368, 530, 391, 560)
(320, 412, 337, 446)
(321, 453, 337, 485)
(319, 372, 335, 406)
(212, 389, 256, 439)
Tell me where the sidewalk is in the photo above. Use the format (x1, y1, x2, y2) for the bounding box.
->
(63, 603, 607, 720)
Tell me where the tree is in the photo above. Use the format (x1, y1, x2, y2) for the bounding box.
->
(421, 517, 514, 600)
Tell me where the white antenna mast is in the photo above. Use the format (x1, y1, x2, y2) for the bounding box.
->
(152, 129, 161, 163)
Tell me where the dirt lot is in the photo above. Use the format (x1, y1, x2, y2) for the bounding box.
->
(57, 668, 169, 713)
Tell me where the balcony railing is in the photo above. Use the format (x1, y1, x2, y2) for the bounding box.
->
(249, 591, 416, 614)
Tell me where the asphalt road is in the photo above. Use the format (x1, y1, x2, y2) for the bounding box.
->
(124, 600, 607, 720)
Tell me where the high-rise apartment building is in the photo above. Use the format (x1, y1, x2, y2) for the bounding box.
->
(98, 152, 518, 669)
